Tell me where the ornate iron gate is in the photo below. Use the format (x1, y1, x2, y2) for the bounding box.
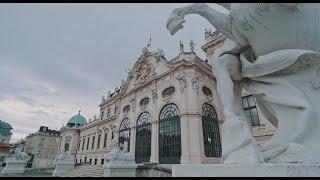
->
(159, 103, 181, 164)
(202, 103, 222, 157)
(135, 112, 152, 163)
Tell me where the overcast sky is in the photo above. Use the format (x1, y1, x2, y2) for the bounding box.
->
(0, 3, 226, 143)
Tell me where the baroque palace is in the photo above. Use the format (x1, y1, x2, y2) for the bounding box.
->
(58, 30, 275, 165)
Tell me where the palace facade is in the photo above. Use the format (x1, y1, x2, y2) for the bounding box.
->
(25, 126, 61, 168)
(58, 30, 276, 165)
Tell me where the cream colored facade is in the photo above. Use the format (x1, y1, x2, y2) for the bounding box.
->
(25, 126, 61, 168)
(59, 32, 275, 166)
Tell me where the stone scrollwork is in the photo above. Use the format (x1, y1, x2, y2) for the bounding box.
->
(176, 74, 187, 94)
(191, 69, 200, 95)
(151, 89, 158, 103)
(176, 68, 187, 94)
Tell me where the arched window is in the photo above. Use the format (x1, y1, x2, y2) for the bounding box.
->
(159, 103, 181, 164)
(64, 137, 71, 151)
(159, 103, 180, 119)
(202, 103, 221, 157)
(119, 118, 131, 152)
(135, 112, 151, 163)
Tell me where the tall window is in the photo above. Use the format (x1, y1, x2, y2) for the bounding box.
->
(78, 139, 81, 150)
(119, 118, 131, 152)
(241, 95, 260, 126)
(159, 103, 181, 164)
(103, 133, 108, 148)
(86, 137, 90, 150)
(107, 108, 111, 117)
(114, 107, 118, 115)
(64, 137, 71, 151)
(135, 112, 152, 163)
(82, 139, 85, 151)
(97, 134, 101, 149)
(111, 131, 115, 139)
(101, 111, 105, 120)
(91, 136, 95, 149)
(202, 103, 221, 157)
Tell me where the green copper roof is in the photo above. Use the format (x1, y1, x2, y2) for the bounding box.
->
(67, 111, 87, 127)
(0, 120, 13, 136)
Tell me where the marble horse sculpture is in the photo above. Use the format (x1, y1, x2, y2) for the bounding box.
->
(167, 3, 320, 164)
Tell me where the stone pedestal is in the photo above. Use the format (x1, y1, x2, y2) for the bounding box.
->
(172, 163, 320, 177)
(1, 159, 26, 174)
(103, 163, 137, 177)
(52, 160, 74, 176)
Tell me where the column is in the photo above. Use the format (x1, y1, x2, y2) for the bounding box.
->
(106, 129, 112, 151)
(150, 121, 159, 163)
(129, 128, 136, 154)
(180, 74, 205, 164)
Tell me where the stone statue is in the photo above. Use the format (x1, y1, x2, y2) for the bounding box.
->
(189, 40, 196, 52)
(52, 151, 74, 176)
(9, 147, 31, 164)
(103, 139, 136, 177)
(104, 138, 135, 164)
(142, 47, 149, 55)
(179, 41, 184, 53)
(155, 49, 165, 59)
(1, 147, 31, 174)
(167, 3, 320, 164)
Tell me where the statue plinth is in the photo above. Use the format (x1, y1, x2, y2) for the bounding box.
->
(1, 158, 27, 174)
(103, 161, 137, 177)
(172, 163, 320, 177)
(103, 138, 137, 177)
(52, 153, 74, 176)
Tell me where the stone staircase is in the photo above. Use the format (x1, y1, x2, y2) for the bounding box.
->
(56, 165, 104, 177)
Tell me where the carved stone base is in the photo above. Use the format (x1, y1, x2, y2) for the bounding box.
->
(103, 163, 137, 177)
(52, 161, 74, 176)
(1, 160, 26, 174)
(172, 163, 320, 177)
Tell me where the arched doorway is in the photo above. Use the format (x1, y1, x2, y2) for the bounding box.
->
(119, 118, 131, 152)
(202, 103, 221, 157)
(159, 103, 181, 164)
(135, 112, 151, 163)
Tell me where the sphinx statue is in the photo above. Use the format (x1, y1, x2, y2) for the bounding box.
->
(104, 138, 135, 164)
(167, 3, 320, 164)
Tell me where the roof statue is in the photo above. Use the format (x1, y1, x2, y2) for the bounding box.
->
(179, 41, 184, 53)
(189, 40, 196, 52)
(167, 3, 320, 164)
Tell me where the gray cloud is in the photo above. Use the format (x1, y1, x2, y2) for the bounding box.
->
(0, 3, 219, 142)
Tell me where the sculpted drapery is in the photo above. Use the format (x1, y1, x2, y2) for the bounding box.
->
(166, 3, 320, 164)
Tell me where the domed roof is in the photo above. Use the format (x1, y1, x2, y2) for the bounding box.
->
(67, 111, 87, 127)
(0, 120, 12, 129)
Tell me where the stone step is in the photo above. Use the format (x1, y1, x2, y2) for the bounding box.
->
(57, 165, 104, 177)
